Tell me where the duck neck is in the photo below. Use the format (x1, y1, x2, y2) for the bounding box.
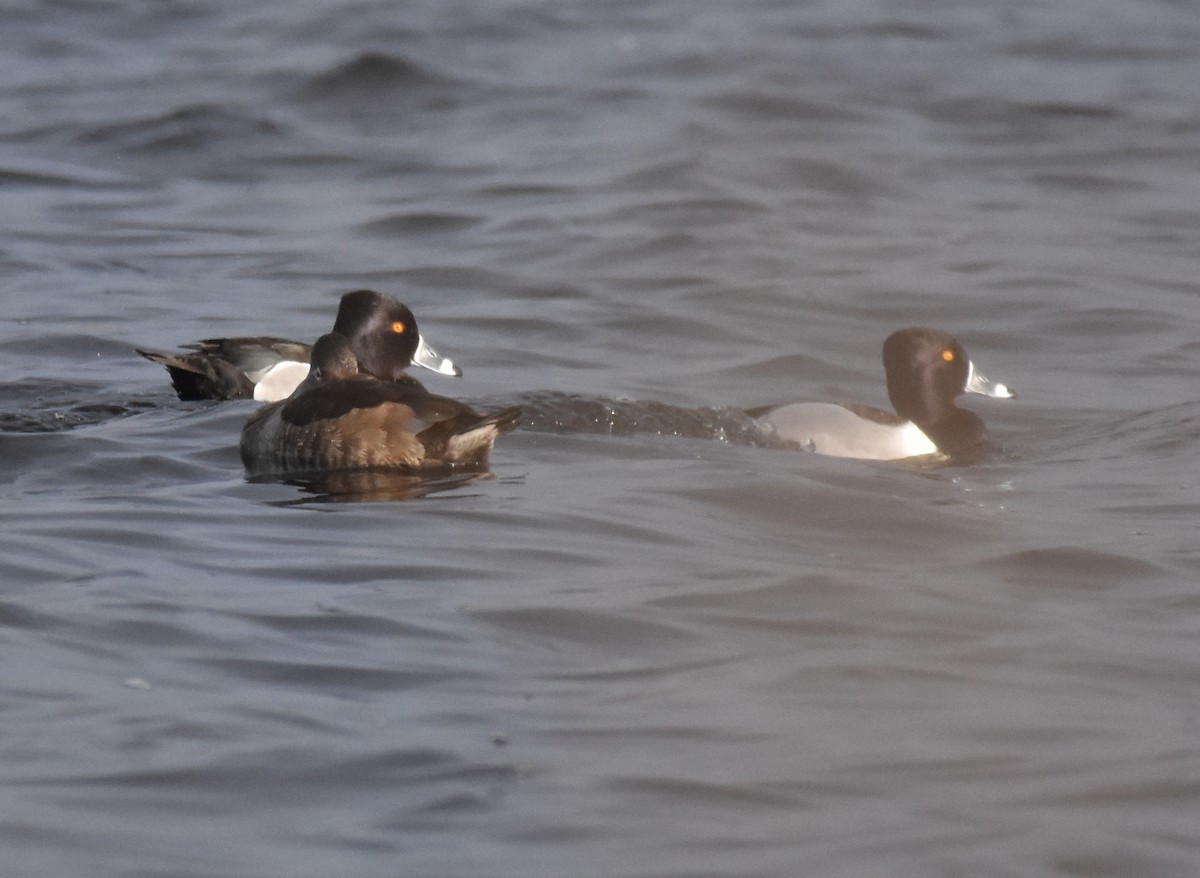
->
(914, 407, 990, 457)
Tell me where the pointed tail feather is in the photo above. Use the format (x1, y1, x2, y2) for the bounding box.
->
(444, 405, 521, 464)
(135, 348, 254, 400)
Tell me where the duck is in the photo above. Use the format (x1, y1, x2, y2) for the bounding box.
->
(136, 289, 461, 401)
(239, 331, 520, 477)
(750, 327, 1015, 461)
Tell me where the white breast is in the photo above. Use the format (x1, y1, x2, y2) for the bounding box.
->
(755, 403, 938, 461)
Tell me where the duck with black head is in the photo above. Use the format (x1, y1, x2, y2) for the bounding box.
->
(137, 289, 460, 401)
(239, 332, 519, 477)
(750, 327, 1015, 461)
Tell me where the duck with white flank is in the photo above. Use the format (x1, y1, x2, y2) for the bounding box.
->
(751, 327, 1015, 461)
(137, 289, 460, 401)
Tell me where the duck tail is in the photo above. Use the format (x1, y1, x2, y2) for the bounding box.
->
(135, 348, 253, 401)
(444, 405, 522, 463)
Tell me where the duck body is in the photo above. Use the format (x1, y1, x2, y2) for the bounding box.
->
(136, 337, 311, 401)
(239, 333, 519, 477)
(755, 402, 938, 459)
(752, 327, 1014, 461)
(138, 289, 460, 402)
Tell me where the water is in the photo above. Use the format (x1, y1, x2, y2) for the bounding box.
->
(3, 1, 1200, 876)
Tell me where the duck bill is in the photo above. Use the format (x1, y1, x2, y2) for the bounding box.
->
(411, 334, 463, 377)
(965, 360, 1016, 399)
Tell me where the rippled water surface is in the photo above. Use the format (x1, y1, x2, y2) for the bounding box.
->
(4, 1, 1200, 876)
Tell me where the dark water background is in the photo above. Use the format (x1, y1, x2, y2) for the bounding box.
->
(4, 1, 1200, 876)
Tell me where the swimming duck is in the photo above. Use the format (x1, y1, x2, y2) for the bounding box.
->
(137, 289, 461, 401)
(239, 332, 519, 476)
(751, 327, 1015, 461)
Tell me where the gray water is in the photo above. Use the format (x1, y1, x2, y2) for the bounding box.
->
(3, 1, 1200, 876)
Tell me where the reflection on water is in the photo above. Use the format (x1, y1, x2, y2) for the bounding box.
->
(268, 468, 500, 504)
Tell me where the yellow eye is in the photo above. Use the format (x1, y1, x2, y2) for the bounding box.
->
(942, 349, 955, 362)
(392, 321, 406, 334)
